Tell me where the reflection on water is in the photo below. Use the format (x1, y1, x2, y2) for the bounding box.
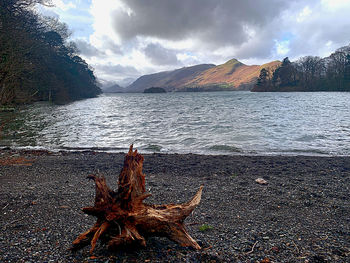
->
(1, 91, 350, 156)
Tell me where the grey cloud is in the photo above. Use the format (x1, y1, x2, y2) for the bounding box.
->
(144, 43, 180, 65)
(287, 7, 350, 58)
(95, 64, 140, 76)
(105, 0, 350, 67)
(76, 38, 123, 57)
(112, 0, 295, 47)
(234, 29, 280, 59)
(75, 39, 105, 58)
(100, 36, 123, 55)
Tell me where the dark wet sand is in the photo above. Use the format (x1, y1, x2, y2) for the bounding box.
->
(0, 149, 349, 262)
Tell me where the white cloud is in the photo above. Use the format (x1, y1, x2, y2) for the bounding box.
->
(51, 0, 76, 11)
(275, 40, 290, 56)
(297, 6, 312, 22)
(321, 0, 350, 10)
(177, 52, 200, 66)
(89, 0, 122, 45)
(283, 0, 350, 59)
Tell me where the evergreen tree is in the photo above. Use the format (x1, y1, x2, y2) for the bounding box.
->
(277, 57, 296, 88)
(256, 68, 268, 87)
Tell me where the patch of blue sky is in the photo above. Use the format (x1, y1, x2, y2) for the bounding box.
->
(58, 8, 94, 38)
(39, 0, 94, 39)
(280, 32, 295, 42)
(273, 32, 296, 56)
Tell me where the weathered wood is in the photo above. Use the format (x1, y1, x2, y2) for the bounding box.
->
(71, 145, 203, 253)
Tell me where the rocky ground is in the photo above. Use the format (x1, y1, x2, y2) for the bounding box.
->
(0, 149, 349, 262)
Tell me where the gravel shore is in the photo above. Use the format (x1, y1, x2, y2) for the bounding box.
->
(0, 149, 349, 262)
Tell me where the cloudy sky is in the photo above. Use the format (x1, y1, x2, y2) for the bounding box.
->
(41, 0, 350, 86)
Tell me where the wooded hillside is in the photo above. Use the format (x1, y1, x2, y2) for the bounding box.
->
(253, 44, 350, 92)
(0, 0, 101, 105)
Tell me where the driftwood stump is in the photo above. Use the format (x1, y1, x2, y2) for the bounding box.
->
(71, 145, 203, 254)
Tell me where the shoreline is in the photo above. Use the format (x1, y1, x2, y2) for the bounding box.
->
(0, 149, 349, 262)
(1, 146, 349, 158)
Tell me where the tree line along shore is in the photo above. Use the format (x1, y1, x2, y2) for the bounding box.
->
(0, 0, 101, 105)
(253, 46, 350, 92)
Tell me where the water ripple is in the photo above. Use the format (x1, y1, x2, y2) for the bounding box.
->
(1, 91, 350, 156)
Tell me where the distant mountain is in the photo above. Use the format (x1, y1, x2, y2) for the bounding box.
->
(126, 59, 280, 92)
(180, 59, 281, 91)
(103, 84, 125, 93)
(118, 77, 137, 87)
(126, 64, 215, 92)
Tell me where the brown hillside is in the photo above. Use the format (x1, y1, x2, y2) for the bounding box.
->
(127, 59, 281, 92)
(126, 64, 215, 92)
(182, 59, 281, 90)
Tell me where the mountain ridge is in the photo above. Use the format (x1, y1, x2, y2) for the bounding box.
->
(126, 59, 280, 92)
(102, 83, 125, 93)
(127, 64, 215, 93)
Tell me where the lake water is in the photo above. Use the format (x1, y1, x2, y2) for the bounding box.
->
(1, 91, 350, 156)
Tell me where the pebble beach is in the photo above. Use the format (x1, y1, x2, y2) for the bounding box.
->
(0, 149, 349, 262)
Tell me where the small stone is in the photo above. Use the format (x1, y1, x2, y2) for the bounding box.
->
(255, 178, 268, 185)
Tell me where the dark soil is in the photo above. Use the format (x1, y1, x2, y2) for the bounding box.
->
(0, 149, 349, 262)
